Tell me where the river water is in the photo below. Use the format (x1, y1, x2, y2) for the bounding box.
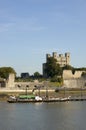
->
(0, 101, 86, 130)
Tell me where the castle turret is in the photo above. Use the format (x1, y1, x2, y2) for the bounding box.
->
(65, 52, 70, 65)
(6, 73, 15, 88)
(46, 54, 51, 62)
(53, 52, 57, 59)
(43, 51, 71, 77)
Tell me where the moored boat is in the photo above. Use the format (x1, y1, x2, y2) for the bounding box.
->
(7, 95, 43, 103)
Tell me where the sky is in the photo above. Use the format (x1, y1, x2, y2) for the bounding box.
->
(0, 0, 86, 76)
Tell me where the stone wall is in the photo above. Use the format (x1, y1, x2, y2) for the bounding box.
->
(6, 73, 15, 88)
(63, 78, 86, 88)
(14, 80, 44, 90)
(3, 71, 86, 89)
(63, 70, 86, 88)
(63, 70, 83, 79)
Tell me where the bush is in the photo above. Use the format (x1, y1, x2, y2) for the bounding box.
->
(50, 76, 63, 83)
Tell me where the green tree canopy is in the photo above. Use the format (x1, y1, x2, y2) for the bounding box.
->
(34, 72, 41, 77)
(0, 67, 16, 79)
(45, 57, 62, 78)
(81, 72, 86, 77)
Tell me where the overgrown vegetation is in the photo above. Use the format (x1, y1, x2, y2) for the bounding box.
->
(0, 63, 86, 87)
(45, 57, 63, 78)
(81, 72, 86, 77)
(0, 67, 16, 79)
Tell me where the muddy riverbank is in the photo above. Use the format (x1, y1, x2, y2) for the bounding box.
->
(0, 88, 86, 101)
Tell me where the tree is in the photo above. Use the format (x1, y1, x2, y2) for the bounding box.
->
(45, 57, 62, 78)
(0, 67, 16, 79)
(34, 72, 42, 78)
(81, 72, 86, 78)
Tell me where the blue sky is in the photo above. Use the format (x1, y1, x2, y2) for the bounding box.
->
(0, 0, 86, 76)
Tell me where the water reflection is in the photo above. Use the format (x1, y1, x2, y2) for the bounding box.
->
(0, 102, 86, 130)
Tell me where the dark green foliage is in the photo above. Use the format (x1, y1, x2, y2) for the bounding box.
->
(34, 72, 41, 77)
(63, 65, 74, 70)
(15, 77, 34, 82)
(63, 65, 75, 74)
(0, 67, 16, 79)
(50, 76, 63, 83)
(45, 57, 63, 78)
(63, 65, 86, 75)
(74, 67, 86, 71)
(81, 72, 86, 77)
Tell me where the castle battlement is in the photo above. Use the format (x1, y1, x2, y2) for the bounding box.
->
(46, 52, 70, 67)
(43, 52, 70, 77)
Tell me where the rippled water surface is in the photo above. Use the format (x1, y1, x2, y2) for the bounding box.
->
(0, 101, 86, 130)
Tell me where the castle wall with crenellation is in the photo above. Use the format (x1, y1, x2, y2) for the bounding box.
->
(43, 52, 70, 77)
(46, 52, 70, 67)
(63, 70, 84, 79)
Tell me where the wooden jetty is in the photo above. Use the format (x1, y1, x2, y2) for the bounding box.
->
(7, 96, 86, 103)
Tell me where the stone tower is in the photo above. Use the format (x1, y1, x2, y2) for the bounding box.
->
(6, 73, 15, 88)
(46, 54, 51, 62)
(53, 52, 57, 59)
(65, 52, 70, 65)
(43, 52, 70, 77)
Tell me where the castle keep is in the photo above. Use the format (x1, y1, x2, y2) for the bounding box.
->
(43, 52, 70, 77)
